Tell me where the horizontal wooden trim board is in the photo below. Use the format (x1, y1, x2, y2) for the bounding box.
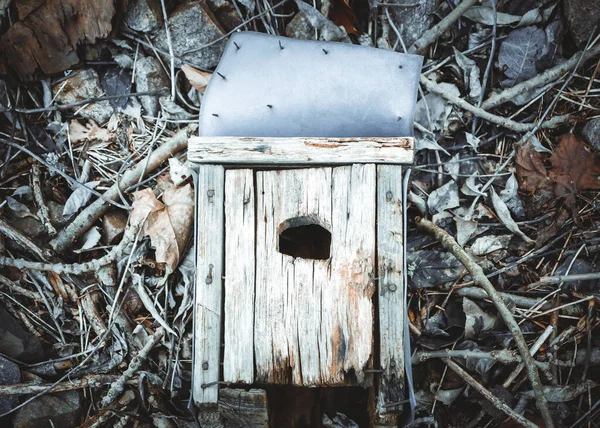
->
(188, 137, 414, 165)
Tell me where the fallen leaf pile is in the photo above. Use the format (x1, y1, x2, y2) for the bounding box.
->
(130, 183, 194, 272)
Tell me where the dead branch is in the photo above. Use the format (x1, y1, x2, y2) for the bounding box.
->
(420, 76, 572, 133)
(101, 327, 165, 407)
(408, 0, 479, 54)
(0, 375, 118, 396)
(443, 358, 538, 428)
(481, 43, 600, 110)
(49, 128, 191, 254)
(529, 272, 600, 288)
(0, 217, 47, 261)
(416, 217, 555, 428)
(0, 226, 138, 274)
(455, 286, 552, 310)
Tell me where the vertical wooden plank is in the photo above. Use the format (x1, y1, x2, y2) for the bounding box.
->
(376, 164, 405, 421)
(193, 165, 225, 405)
(223, 169, 255, 383)
(254, 166, 376, 386)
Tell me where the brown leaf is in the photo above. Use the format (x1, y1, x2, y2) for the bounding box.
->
(515, 142, 550, 194)
(130, 185, 194, 271)
(181, 64, 212, 93)
(329, 0, 359, 36)
(68, 120, 113, 144)
(549, 133, 600, 199)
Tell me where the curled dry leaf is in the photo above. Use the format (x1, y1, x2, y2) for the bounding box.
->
(329, 0, 359, 36)
(130, 184, 194, 272)
(515, 141, 550, 194)
(181, 64, 212, 93)
(69, 120, 113, 144)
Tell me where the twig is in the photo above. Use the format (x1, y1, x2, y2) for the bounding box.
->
(0, 374, 118, 396)
(416, 217, 555, 428)
(413, 349, 519, 365)
(159, 0, 176, 102)
(0, 226, 138, 274)
(481, 43, 600, 111)
(455, 286, 552, 310)
(408, 0, 479, 55)
(503, 325, 553, 388)
(49, 128, 191, 254)
(443, 358, 539, 428)
(31, 164, 57, 236)
(420, 76, 572, 133)
(0, 90, 168, 115)
(529, 272, 600, 288)
(101, 327, 165, 407)
(133, 275, 177, 336)
(0, 273, 42, 301)
(0, 217, 46, 261)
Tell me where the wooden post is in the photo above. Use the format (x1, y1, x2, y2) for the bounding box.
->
(193, 165, 225, 405)
(376, 165, 405, 424)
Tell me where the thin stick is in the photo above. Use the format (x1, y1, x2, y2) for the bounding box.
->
(409, 0, 479, 54)
(0, 89, 168, 115)
(31, 164, 57, 236)
(0, 375, 118, 396)
(101, 327, 165, 407)
(503, 325, 554, 388)
(481, 43, 600, 110)
(443, 358, 539, 428)
(0, 217, 46, 261)
(420, 76, 572, 133)
(529, 272, 600, 287)
(159, 0, 176, 101)
(49, 128, 190, 254)
(416, 217, 555, 428)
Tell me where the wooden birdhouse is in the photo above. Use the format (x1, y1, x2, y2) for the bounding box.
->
(190, 32, 422, 425)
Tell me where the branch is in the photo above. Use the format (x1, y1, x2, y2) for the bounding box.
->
(408, 0, 479, 54)
(49, 128, 191, 254)
(443, 358, 539, 428)
(416, 217, 555, 428)
(0, 375, 117, 396)
(420, 76, 572, 133)
(481, 43, 600, 110)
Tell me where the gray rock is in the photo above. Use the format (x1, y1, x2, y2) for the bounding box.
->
(286, 1, 350, 42)
(0, 355, 20, 414)
(134, 56, 169, 117)
(0, 305, 43, 363)
(53, 69, 114, 124)
(582, 117, 600, 152)
(152, 1, 226, 69)
(563, 0, 600, 49)
(125, 0, 162, 32)
(388, 0, 437, 47)
(12, 391, 83, 428)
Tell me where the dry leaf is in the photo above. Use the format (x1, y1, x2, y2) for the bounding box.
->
(130, 184, 194, 271)
(181, 64, 212, 93)
(69, 120, 113, 144)
(549, 134, 600, 201)
(329, 0, 359, 36)
(515, 141, 549, 194)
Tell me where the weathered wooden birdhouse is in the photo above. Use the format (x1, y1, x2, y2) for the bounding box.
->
(190, 32, 422, 424)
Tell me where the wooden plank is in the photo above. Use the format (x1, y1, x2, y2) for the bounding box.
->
(254, 165, 376, 386)
(219, 388, 269, 427)
(193, 165, 225, 405)
(376, 165, 405, 420)
(188, 137, 414, 165)
(223, 169, 255, 384)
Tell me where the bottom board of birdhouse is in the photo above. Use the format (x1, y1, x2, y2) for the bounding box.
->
(193, 164, 406, 420)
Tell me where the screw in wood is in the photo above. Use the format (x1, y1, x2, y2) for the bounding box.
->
(212, 113, 219, 117)
(398, 64, 403, 69)
(207, 189, 215, 197)
(397, 116, 402, 121)
(386, 191, 393, 201)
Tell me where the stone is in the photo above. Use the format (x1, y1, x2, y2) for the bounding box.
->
(388, 0, 437, 47)
(563, 0, 600, 49)
(102, 208, 128, 244)
(53, 69, 114, 124)
(286, 1, 350, 42)
(205, 0, 243, 32)
(125, 0, 163, 33)
(0, 355, 20, 414)
(0, 305, 44, 363)
(582, 117, 600, 152)
(12, 391, 83, 428)
(152, 1, 227, 69)
(134, 56, 169, 117)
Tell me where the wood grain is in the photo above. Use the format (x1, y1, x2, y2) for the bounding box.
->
(223, 169, 255, 384)
(188, 137, 414, 165)
(254, 165, 376, 386)
(193, 165, 225, 405)
(375, 165, 405, 421)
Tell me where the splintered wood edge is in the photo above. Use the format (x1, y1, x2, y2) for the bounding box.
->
(188, 137, 415, 165)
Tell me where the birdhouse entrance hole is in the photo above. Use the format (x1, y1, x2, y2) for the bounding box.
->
(277, 216, 331, 260)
